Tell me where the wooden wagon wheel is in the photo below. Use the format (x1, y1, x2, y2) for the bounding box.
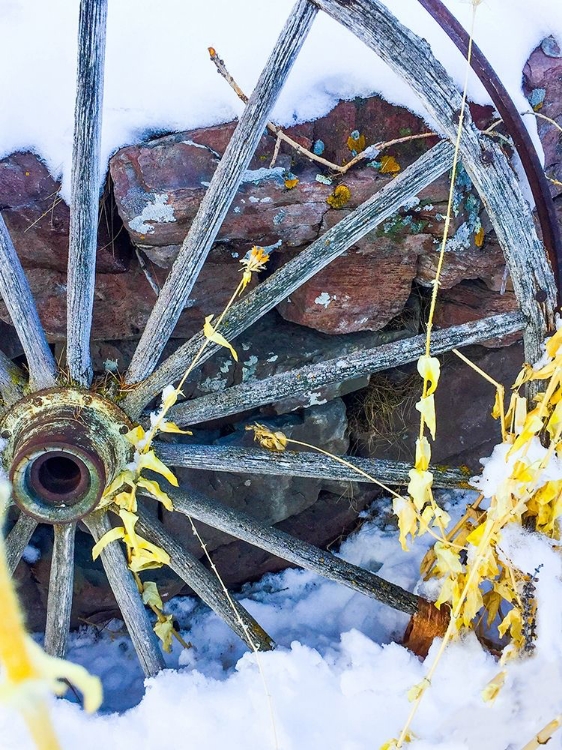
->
(0, 0, 556, 679)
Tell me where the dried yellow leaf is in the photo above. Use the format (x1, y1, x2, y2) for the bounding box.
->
(142, 580, 163, 610)
(92, 526, 125, 560)
(407, 677, 430, 702)
(420, 547, 437, 579)
(246, 423, 288, 451)
(466, 522, 487, 547)
(416, 394, 436, 439)
(434, 541, 463, 576)
(415, 436, 431, 472)
(125, 425, 146, 446)
(203, 315, 238, 361)
(498, 608, 523, 644)
(119, 508, 140, 552)
(408, 467, 433, 511)
(482, 590, 503, 627)
(393, 496, 418, 551)
(462, 583, 484, 627)
(136, 450, 179, 487)
(417, 355, 440, 395)
(482, 670, 506, 703)
(508, 412, 544, 455)
(102, 469, 135, 500)
(113, 489, 137, 513)
(546, 327, 562, 359)
(491, 390, 503, 420)
(435, 575, 460, 611)
(154, 614, 175, 653)
(380, 733, 414, 750)
(546, 399, 562, 439)
(159, 421, 193, 436)
(128, 539, 171, 573)
(474, 225, 485, 247)
(284, 176, 299, 189)
(137, 477, 174, 511)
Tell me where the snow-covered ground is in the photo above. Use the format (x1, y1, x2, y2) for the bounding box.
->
(0, 0, 561, 200)
(1, 492, 562, 749)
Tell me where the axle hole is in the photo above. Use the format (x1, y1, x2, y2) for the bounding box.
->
(33, 454, 86, 499)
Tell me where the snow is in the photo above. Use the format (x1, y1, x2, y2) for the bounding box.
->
(1, 492, 562, 748)
(0, 1, 561, 201)
(471, 437, 562, 499)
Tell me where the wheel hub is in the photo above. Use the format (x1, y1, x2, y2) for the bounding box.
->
(0, 388, 133, 523)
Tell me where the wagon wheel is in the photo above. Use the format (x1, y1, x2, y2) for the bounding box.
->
(0, 0, 557, 677)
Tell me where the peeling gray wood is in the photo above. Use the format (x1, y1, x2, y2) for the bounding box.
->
(167, 311, 523, 428)
(315, 0, 555, 366)
(66, 0, 108, 387)
(6, 514, 37, 575)
(136, 508, 274, 652)
(0, 215, 57, 391)
(44, 523, 75, 658)
(0, 350, 25, 407)
(125, 0, 318, 386)
(154, 444, 468, 488)
(167, 486, 419, 616)
(123, 140, 455, 418)
(85, 511, 165, 676)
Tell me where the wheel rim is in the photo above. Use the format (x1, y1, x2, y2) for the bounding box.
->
(0, 0, 554, 683)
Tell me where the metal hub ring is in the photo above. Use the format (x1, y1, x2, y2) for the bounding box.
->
(1, 388, 132, 524)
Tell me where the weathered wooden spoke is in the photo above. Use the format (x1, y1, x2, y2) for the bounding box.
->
(6, 514, 38, 576)
(162, 486, 420, 616)
(0, 216, 57, 391)
(155, 444, 466, 489)
(167, 312, 523, 428)
(135, 507, 274, 652)
(84, 512, 166, 676)
(123, 139, 455, 418)
(314, 0, 556, 365)
(44, 523, 76, 658)
(124, 0, 318, 385)
(66, 0, 108, 386)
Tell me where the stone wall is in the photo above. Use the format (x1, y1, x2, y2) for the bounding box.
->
(2, 39, 562, 622)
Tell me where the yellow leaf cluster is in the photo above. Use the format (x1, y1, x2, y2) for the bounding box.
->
(240, 246, 269, 292)
(246, 423, 288, 451)
(421, 326, 562, 657)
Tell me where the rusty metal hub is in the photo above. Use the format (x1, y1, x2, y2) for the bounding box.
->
(0, 388, 132, 523)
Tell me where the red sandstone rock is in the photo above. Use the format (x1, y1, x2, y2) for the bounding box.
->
(416, 240, 508, 290)
(433, 280, 521, 348)
(0, 152, 128, 273)
(0, 259, 247, 342)
(276, 220, 422, 334)
(523, 41, 562, 198)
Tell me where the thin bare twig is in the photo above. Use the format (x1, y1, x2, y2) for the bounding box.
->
(209, 46, 436, 176)
(135, 247, 160, 296)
